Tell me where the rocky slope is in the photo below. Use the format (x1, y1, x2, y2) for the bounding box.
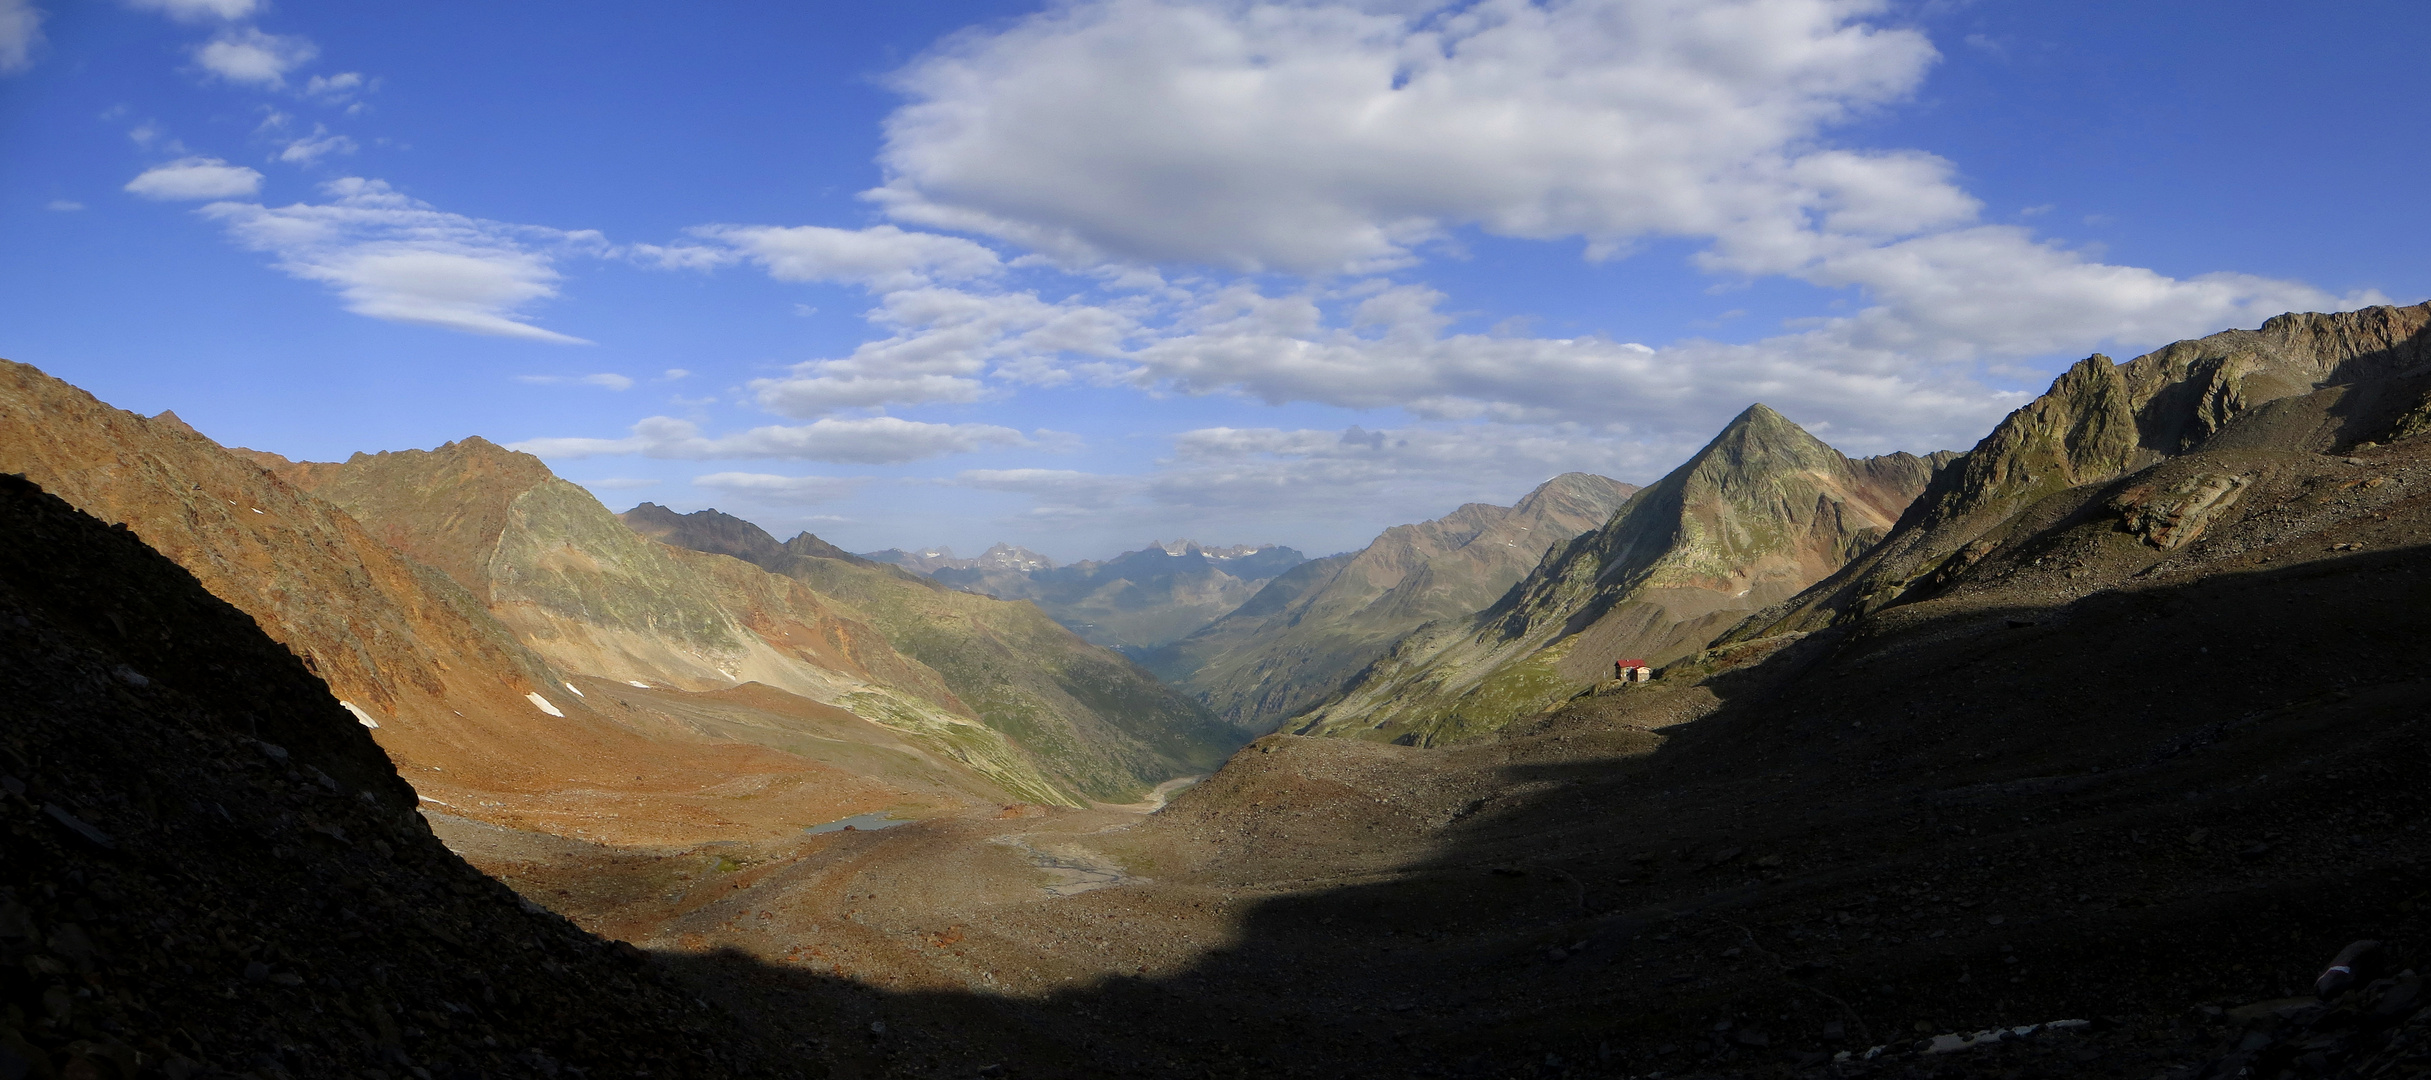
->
(1732, 302, 2431, 641)
(0, 472, 774, 1078)
(1295, 406, 1945, 744)
(0, 360, 951, 848)
(1138, 471, 1638, 733)
(619, 503, 1245, 803)
(263, 440, 1080, 806)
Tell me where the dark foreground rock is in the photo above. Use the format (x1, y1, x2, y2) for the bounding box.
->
(0, 474, 778, 1080)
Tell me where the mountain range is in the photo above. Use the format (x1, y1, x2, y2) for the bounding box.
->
(0, 361, 1236, 838)
(1139, 471, 1640, 732)
(7, 301, 2431, 1078)
(868, 538, 1309, 652)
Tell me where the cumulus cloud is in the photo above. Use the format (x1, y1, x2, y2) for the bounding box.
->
(618, 0, 2361, 465)
(517, 373, 633, 390)
(194, 28, 317, 87)
(583, 477, 659, 491)
(125, 157, 263, 200)
(693, 472, 870, 503)
(870, 0, 1946, 274)
(510, 415, 1032, 464)
(0, 0, 42, 75)
(126, 0, 258, 20)
(199, 177, 601, 342)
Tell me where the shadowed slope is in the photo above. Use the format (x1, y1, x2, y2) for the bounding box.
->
(0, 472, 776, 1077)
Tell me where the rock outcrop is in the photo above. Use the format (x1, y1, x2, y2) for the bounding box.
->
(1140, 472, 1638, 733)
(1731, 302, 2431, 639)
(1295, 406, 1946, 745)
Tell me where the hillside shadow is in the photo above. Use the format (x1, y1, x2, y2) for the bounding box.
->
(638, 544, 2431, 1079)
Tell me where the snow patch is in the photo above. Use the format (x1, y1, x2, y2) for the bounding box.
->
(562, 681, 585, 697)
(337, 699, 380, 729)
(626, 680, 652, 689)
(525, 692, 564, 717)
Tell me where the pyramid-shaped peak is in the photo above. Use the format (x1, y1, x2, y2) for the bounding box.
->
(1725, 402, 1795, 430)
(1673, 403, 1848, 486)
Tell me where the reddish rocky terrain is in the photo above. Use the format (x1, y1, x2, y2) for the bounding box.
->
(0, 360, 1011, 848)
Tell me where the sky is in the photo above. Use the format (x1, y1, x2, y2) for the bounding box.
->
(2, 1, 2423, 561)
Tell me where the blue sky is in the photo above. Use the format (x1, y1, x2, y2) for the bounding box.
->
(2, 1, 2422, 560)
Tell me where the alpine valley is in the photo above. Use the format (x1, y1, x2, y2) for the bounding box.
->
(8, 303, 2431, 1079)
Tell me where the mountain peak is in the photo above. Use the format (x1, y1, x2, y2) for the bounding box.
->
(1675, 402, 1842, 487)
(620, 504, 786, 567)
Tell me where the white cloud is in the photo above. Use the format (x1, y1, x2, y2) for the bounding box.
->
(45, 199, 81, 212)
(869, 0, 1945, 274)
(125, 157, 263, 200)
(194, 28, 316, 87)
(277, 129, 357, 165)
(648, 224, 1003, 291)
(127, 0, 258, 20)
(0, 0, 43, 75)
(303, 71, 365, 101)
(584, 477, 660, 491)
(748, 287, 1134, 416)
(511, 415, 1033, 464)
(518, 373, 633, 390)
(660, 368, 690, 380)
(693, 472, 870, 503)
(199, 177, 601, 343)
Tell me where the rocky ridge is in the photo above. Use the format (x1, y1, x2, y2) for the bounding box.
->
(1732, 302, 2431, 641)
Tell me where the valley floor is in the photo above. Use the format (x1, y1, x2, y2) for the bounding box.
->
(420, 437, 2431, 1080)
